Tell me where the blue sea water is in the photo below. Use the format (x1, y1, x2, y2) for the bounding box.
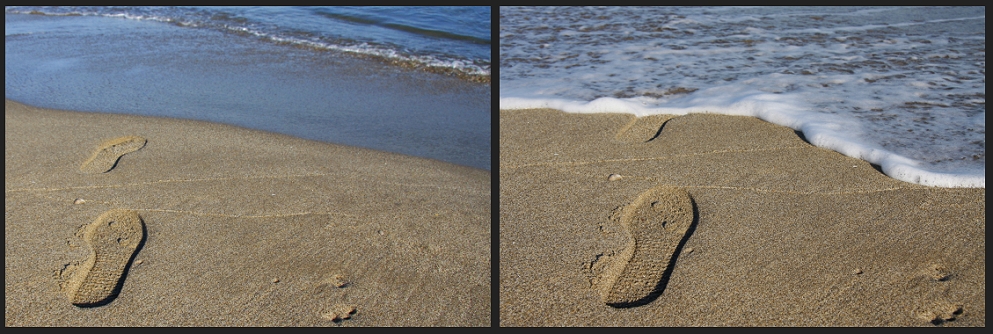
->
(6, 6, 491, 170)
(501, 6, 984, 187)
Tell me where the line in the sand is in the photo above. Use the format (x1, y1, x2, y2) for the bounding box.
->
(9, 187, 363, 220)
(4, 172, 472, 194)
(509, 171, 925, 196)
(674, 184, 914, 196)
(138, 208, 349, 219)
(501, 146, 812, 169)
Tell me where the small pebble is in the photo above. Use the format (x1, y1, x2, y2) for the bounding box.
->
(272, 278, 280, 283)
(683, 247, 694, 254)
(134, 260, 143, 265)
(73, 198, 86, 205)
(608, 174, 622, 181)
(324, 304, 357, 322)
(854, 268, 863, 275)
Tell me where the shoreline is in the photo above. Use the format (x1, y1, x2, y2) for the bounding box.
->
(498, 100, 984, 188)
(5, 11, 492, 171)
(499, 108, 984, 326)
(4, 98, 491, 175)
(5, 100, 491, 326)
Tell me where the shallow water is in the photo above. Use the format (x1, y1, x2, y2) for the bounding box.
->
(500, 6, 984, 187)
(6, 7, 491, 171)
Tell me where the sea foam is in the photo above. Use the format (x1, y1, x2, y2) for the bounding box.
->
(501, 6, 985, 188)
(501, 85, 984, 188)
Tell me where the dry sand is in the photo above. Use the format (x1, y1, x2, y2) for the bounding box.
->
(5, 100, 490, 326)
(499, 108, 984, 327)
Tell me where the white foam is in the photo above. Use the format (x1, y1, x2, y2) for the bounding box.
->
(501, 6, 985, 188)
(503, 94, 984, 188)
(6, 7, 490, 78)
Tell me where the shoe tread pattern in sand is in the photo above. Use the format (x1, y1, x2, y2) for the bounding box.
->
(79, 136, 146, 174)
(66, 209, 145, 306)
(600, 186, 694, 307)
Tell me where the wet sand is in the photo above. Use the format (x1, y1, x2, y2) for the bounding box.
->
(499, 108, 984, 326)
(5, 100, 490, 326)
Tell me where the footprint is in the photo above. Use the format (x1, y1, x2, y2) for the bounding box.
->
(79, 136, 146, 174)
(65, 209, 145, 307)
(614, 115, 675, 144)
(599, 186, 695, 307)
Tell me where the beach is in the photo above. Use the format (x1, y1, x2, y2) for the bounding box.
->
(499, 6, 985, 188)
(499, 108, 984, 326)
(4, 100, 491, 326)
(6, 8, 492, 171)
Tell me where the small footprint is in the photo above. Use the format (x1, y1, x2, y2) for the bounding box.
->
(79, 136, 146, 174)
(599, 186, 696, 307)
(64, 209, 145, 307)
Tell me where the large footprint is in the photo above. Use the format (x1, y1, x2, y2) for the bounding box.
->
(599, 186, 695, 307)
(79, 136, 146, 174)
(66, 209, 145, 307)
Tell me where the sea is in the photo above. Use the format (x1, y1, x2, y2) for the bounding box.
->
(500, 6, 984, 188)
(5, 6, 491, 171)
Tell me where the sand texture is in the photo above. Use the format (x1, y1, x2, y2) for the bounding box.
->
(5, 100, 490, 326)
(499, 108, 984, 326)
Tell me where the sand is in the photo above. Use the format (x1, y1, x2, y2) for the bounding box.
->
(499, 108, 984, 327)
(4, 100, 491, 326)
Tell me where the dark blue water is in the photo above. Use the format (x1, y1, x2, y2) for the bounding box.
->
(5, 6, 491, 170)
(6, 6, 491, 80)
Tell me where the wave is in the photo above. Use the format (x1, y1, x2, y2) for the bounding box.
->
(6, 6, 491, 83)
(501, 90, 984, 188)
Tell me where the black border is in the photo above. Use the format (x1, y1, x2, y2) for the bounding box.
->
(489, 4, 500, 328)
